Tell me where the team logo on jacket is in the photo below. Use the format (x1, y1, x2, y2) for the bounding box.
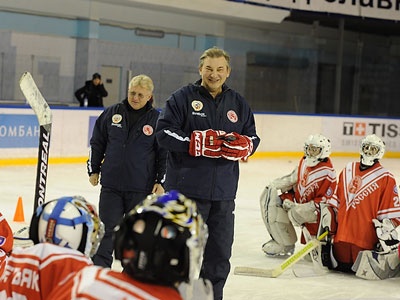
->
(325, 187, 333, 197)
(112, 114, 122, 124)
(348, 176, 362, 194)
(192, 100, 203, 111)
(227, 110, 238, 123)
(143, 125, 154, 136)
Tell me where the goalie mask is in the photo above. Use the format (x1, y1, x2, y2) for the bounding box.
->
(360, 134, 385, 166)
(29, 196, 104, 258)
(114, 190, 208, 286)
(303, 134, 331, 167)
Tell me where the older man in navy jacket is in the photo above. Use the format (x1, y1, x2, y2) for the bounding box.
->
(156, 47, 260, 300)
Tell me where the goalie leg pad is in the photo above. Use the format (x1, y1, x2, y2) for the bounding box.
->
(260, 186, 297, 248)
(352, 250, 400, 280)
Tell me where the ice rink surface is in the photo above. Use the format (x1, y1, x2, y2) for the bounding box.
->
(2, 156, 400, 300)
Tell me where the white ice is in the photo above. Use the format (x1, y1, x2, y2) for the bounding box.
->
(2, 157, 400, 299)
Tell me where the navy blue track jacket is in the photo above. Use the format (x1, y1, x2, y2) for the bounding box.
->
(88, 100, 166, 192)
(156, 81, 260, 201)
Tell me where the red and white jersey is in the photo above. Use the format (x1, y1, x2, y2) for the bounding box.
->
(282, 157, 337, 236)
(0, 243, 92, 300)
(330, 161, 400, 250)
(0, 212, 13, 276)
(48, 265, 183, 300)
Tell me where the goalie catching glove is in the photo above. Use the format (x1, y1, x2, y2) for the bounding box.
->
(373, 218, 400, 253)
(189, 129, 226, 158)
(220, 132, 253, 161)
(283, 199, 317, 227)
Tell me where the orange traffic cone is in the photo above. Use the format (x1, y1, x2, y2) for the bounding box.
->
(13, 196, 25, 222)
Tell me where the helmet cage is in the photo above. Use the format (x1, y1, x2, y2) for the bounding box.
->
(304, 134, 331, 167)
(29, 196, 104, 258)
(114, 191, 207, 286)
(359, 134, 385, 166)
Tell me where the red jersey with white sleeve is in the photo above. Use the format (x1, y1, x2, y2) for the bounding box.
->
(48, 265, 183, 300)
(329, 161, 400, 250)
(0, 242, 92, 300)
(282, 157, 337, 236)
(0, 212, 13, 276)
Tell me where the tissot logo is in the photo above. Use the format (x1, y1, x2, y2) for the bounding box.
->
(343, 122, 366, 136)
(343, 122, 400, 138)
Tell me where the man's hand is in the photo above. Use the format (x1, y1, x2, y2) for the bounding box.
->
(152, 183, 165, 195)
(89, 173, 100, 186)
(189, 129, 226, 158)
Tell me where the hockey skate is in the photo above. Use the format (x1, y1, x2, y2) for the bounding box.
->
(262, 239, 295, 257)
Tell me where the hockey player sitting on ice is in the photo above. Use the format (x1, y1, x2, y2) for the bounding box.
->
(0, 196, 105, 300)
(48, 190, 213, 300)
(260, 134, 337, 256)
(322, 134, 400, 280)
(0, 212, 13, 276)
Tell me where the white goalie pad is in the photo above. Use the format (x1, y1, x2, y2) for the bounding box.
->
(260, 185, 297, 246)
(352, 250, 400, 280)
(270, 167, 298, 193)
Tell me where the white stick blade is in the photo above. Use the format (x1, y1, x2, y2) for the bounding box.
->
(234, 266, 278, 278)
(19, 72, 52, 126)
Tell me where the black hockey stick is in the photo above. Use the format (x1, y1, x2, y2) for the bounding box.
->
(19, 72, 52, 212)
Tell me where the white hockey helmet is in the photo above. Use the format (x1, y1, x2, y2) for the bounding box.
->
(114, 190, 208, 286)
(29, 196, 104, 258)
(303, 134, 332, 167)
(359, 134, 385, 166)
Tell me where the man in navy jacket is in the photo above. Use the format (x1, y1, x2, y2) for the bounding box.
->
(88, 74, 166, 268)
(156, 47, 260, 300)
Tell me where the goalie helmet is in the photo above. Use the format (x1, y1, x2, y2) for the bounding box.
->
(114, 190, 208, 286)
(29, 196, 104, 258)
(303, 134, 331, 167)
(359, 134, 385, 166)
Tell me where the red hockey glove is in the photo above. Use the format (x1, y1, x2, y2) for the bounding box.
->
(189, 129, 226, 158)
(221, 132, 253, 161)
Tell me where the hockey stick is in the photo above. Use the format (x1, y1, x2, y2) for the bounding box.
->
(234, 230, 328, 278)
(292, 227, 328, 277)
(19, 72, 52, 212)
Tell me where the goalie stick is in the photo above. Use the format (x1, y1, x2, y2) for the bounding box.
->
(19, 72, 52, 212)
(292, 227, 328, 277)
(234, 230, 328, 278)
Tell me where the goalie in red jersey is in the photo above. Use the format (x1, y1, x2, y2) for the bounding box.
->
(0, 196, 104, 300)
(260, 134, 337, 257)
(323, 134, 400, 280)
(0, 212, 13, 276)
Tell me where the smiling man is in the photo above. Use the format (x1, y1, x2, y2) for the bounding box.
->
(156, 47, 260, 300)
(87, 74, 167, 268)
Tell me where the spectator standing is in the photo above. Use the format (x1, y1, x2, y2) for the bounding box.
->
(88, 74, 167, 268)
(156, 47, 260, 300)
(75, 72, 108, 107)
